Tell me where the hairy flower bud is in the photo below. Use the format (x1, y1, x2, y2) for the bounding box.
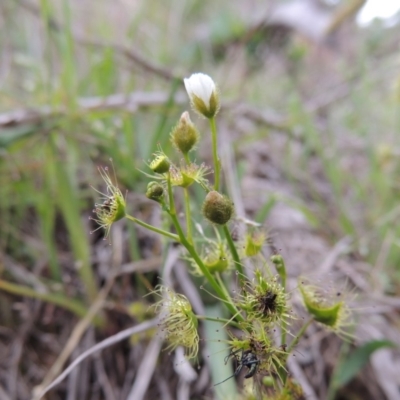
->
(202, 191, 234, 225)
(146, 181, 165, 203)
(184, 73, 220, 118)
(150, 152, 170, 174)
(244, 231, 266, 257)
(170, 111, 200, 154)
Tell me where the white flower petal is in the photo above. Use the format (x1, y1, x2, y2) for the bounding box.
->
(184, 73, 216, 108)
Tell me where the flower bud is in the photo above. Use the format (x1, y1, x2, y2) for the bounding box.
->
(244, 231, 266, 257)
(271, 254, 287, 286)
(184, 73, 220, 118)
(146, 181, 164, 203)
(202, 191, 234, 225)
(150, 153, 170, 174)
(170, 111, 200, 154)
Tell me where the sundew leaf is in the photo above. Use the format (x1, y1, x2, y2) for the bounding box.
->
(333, 340, 397, 388)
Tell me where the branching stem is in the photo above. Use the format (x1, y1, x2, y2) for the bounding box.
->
(125, 214, 179, 242)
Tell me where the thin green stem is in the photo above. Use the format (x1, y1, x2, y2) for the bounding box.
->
(272, 359, 288, 385)
(287, 317, 313, 355)
(183, 188, 193, 244)
(167, 176, 187, 242)
(215, 273, 232, 300)
(281, 319, 288, 351)
(184, 239, 243, 323)
(166, 176, 243, 323)
(195, 315, 241, 329)
(222, 225, 244, 282)
(183, 153, 190, 164)
(167, 173, 176, 215)
(125, 214, 179, 242)
(209, 117, 220, 191)
(277, 317, 313, 384)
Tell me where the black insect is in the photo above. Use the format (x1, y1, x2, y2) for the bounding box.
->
(214, 349, 260, 386)
(259, 290, 277, 315)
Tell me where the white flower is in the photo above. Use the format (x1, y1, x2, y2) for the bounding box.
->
(183, 73, 219, 118)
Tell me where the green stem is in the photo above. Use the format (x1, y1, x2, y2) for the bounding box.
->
(215, 273, 232, 300)
(209, 117, 220, 191)
(287, 317, 313, 355)
(277, 317, 313, 384)
(195, 315, 241, 328)
(185, 240, 243, 323)
(281, 319, 288, 352)
(183, 188, 193, 245)
(273, 359, 288, 385)
(167, 172, 176, 215)
(125, 214, 179, 242)
(222, 225, 244, 282)
(166, 176, 243, 323)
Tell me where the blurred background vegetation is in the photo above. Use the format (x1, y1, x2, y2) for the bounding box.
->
(1, 0, 400, 399)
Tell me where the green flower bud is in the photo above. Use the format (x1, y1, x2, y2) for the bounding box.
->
(244, 231, 266, 257)
(271, 254, 287, 287)
(146, 181, 164, 203)
(202, 191, 234, 225)
(170, 111, 200, 154)
(150, 153, 170, 174)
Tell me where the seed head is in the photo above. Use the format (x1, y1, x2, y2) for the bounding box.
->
(202, 191, 234, 225)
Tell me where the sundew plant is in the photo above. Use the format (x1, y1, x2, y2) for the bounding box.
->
(90, 73, 354, 399)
